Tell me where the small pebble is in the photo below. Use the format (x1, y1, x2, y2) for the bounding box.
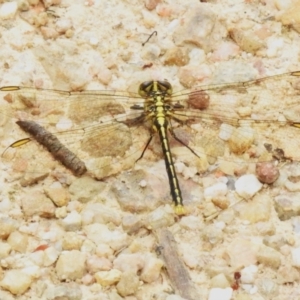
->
(240, 265, 258, 284)
(229, 28, 265, 54)
(256, 245, 281, 269)
(235, 174, 263, 199)
(291, 247, 300, 267)
(257, 278, 278, 297)
(274, 193, 300, 220)
(113, 253, 144, 273)
(69, 177, 104, 203)
(239, 194, 271, 223)
(44, 187, 70, 207)
(95, 269, 122, 286)
(43, 283, 82, 299)
(40, 26, 59, 39)
(55, 18, 72, 33)
(256, 162, 279, 184)
(219, 123, 234, 141)
(228, 127, 254, 154)
(145, 206, 175, 230)
(116, 270, 140, 297)
(7, 231, 28, 253)
(210, 273, 231, 288)
(225, 238, 257, 268)
(208, 287, 233, 300)
(188, 90, 210, 110)
(277, 0, 300, 33)
(163, 47, 189, 66)
(140, 255, 164, 283)
(18, 0, 30, 11)
(180, 215, 203, 230)
(145, 0, 161, 10)
(0, 2, 18, 20)
(62, 232, 83, 250)
(96, 244, 114, 258)
(43, 247, 59, 267)
(55, 250, 86, 280)
(0, 218, 18, 240)
(277, 265, 300, 284)
(84, 224, 128, 251)
(0, 270, 33, 295)
(204, 182, 228, 201)
(86, 255, 112, 273)
(122, 215, 143, 234)
(0, 242, 11, 259)
(61, 211, 82, 231)
(22, 191, 55, 218)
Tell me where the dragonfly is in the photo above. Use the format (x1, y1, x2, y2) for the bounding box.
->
(1, 71, 300, 214)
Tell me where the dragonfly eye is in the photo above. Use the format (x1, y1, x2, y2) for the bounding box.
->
(157, 80, 172, 95)
(139, 81, 154, 97)
(139, 80, 173, 97)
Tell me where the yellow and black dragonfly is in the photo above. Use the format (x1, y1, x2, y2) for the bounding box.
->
(1, 71, 300, 214)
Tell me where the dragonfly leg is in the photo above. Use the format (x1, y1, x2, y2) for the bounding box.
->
(136, 134, 153, 162)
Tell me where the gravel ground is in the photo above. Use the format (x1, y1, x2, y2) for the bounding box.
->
(1, 0, 300, 299)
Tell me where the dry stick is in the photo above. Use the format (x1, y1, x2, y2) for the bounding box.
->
(16, 120, 87, 176)
(142, 30, 157, 46)
(156, 229, 201, 300)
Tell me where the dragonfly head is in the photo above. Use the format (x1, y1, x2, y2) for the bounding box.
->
(139, 80, 173, 97)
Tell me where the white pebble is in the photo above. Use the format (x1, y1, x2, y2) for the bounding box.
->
(204, 182, 228, 200)
(96, 243, 113, 258)
(61, 211, 82, 231)
(210, 273, 231, 288)
(7, 231, 28, 253)
(139, 179, 147, 187)
(22, 265, 41, 278)
(80, 239, 97, 254)
(56, 117, 73, 130)
(43, 246, 59, 267)
(86, 255, 112, 273)
(29, 251, 44, 267)
(208, 287, 233, 300)
(113, 253, 144, 273)
(84, 224, 128, 251)
(140, 254, 163, 283)
(274, 0, 292, 10)
(174, 161, 185, 173)
(291, 247, 300, 267)
(0, 2, 18, 20)
(0, 270, 33, 295)
(235, 174, 262, 199)
(55, 18, 72, 33)
(0, 242, 11, 259)
(94, 269, 122, 286)
(89, 37, 99, 46)
(55, 250, 86, 280)
(219, 123, 234, 141)
(240, 264, 258, 284)
(180, 216, 203, 230)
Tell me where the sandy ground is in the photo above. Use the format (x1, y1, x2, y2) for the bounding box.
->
(1, 0, 300, 299)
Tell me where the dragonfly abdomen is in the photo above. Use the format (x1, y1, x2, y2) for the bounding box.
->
(156, 120, 184, 213)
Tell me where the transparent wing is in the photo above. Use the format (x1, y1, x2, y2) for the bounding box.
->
(0, 87, 149, 183)
(167, 71, 300, 171)
(2, 71, 300, 183)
